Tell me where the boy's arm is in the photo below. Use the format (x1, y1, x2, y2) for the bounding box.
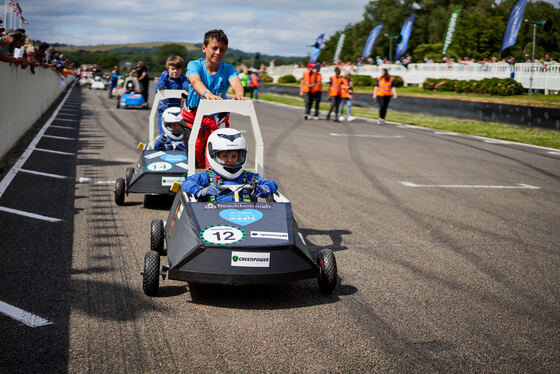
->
(229, 76, 247, 100)
(181, 172, 209, 195)
(189, 73, 221, 100)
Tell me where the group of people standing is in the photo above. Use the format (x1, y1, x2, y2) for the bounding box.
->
(300, 64, 397, 125)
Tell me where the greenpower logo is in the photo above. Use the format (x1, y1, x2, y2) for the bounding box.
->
(233, 255, 239, 262)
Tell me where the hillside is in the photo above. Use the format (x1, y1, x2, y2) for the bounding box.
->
(56, 41, 200, 53)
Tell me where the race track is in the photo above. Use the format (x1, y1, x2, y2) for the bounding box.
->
(1, 84, 559, 373)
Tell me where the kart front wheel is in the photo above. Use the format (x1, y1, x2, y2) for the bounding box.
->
(116, 100, 120, 109)
(317, 248, 337, 294)
(143, 251, 160, 296)
(150, 219, 165, 255)
(125, 167, 134, 188)
(114, 178, 125, 205)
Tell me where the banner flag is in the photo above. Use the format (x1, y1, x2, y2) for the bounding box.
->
(361, 25, 383, 58)
(395, 14, 415, 61)
(333, 33, 346, 64)
(309, 33, 325, 64)
(441, 6, 462, 57)
(501, 0, 529, 51)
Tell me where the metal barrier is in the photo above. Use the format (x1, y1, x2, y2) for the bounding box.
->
(266, 63, 560, 93)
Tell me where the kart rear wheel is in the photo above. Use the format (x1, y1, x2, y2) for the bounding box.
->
(317, 248, 337, 294)
(114, 178, 125, 205)
(150, 219, 165, 255)
(125, 167, 134, 188)
(143, 250, 160, 296)
(116, 100, 120, 109)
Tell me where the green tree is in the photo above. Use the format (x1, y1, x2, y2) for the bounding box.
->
(154, 43, 188, 73)
(96, 54, 119, 70)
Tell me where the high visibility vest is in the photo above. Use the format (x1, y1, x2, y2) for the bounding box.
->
(249, 74, 260, 87)
(328, 75, 343, 97)
(340, 78, 351, 98)
(301, 70, 319, 93)
(311, 72, 322, 93)
(377, 76, 394, 96)
(239, 72, 249, 87)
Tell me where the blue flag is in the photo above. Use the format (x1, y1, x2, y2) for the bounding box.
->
(395, 15, 415, 61)
(361, 25, 383, 58)
(309, 33, 325, 64)
(501, 0, 529, 51)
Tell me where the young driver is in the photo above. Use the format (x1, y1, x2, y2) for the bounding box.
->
(182, 29, 246, 168)
(182, 128, 277, 202)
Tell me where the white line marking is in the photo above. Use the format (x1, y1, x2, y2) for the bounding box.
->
(175, 162, 189, 170)
(0, 206, 62, 222)
(400, 181, 540, 189)
(43, 135, 76, 141)
(50, 125, 76, 130)
(0, 86, 74, 200)
(0, 300, 53, 327)
(78, 177, 116, 184)
(329, 132, 403, 138)
(547, 151, 560, 156)
(53, 118, 76, 122)
(35, 148, 75, 156)
(484, 139, 511, 144)
(20, 169, 68, 179)
(434, 132, 461, 136)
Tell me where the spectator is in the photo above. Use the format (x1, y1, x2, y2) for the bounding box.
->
(130, 61, 150, 104)
(373, 68, 397, 125)
(108, 66, 120, 98)
(249, 70, 261, 100)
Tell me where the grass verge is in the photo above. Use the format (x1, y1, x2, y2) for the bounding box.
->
(258, 93, 560, 150)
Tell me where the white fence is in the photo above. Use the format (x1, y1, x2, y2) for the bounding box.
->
(266, 63, 560, 93)
(0, 64, 73, 160)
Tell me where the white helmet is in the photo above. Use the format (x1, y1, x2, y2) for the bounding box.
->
(162, 107, 185, 141)
(206, 128, 247, 179)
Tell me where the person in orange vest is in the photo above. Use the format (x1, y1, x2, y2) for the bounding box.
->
(249, 70, 261, 100)
(339, 72, 354, 121)
(299, 63, 321, 120)
(326, 67, 342, 122)
(309, 64, 322, 120)
(373, 68, 397, 125)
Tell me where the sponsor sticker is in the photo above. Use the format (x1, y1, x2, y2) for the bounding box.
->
(161, 154, 187, 163)
(231, 251, 270, 268)
(219, 209, 263, 226)
(144, 151, 166, 159)
(146, 161, 173, 171)
(200, 225, 245, 245)
(161, 176, 185, 186)
(175, 162, 189, 171)
(177, 204, 184, 220)
(250, 231, 289, 240)
(203, 202, 273, 209)
(168, 204, 181, 237)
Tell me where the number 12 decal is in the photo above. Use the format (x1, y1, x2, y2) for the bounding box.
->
(200, 225, 245, 245)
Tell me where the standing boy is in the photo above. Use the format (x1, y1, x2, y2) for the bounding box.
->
(155, 56, 190, 134)
(182, 29, 246, 168)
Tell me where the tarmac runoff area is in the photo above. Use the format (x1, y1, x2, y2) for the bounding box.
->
(0, 86, 559, 373)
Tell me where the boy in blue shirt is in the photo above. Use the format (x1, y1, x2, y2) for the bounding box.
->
(182, 128, 277, 202)
(156, 56, 190, 134)
(108, 66, 121, 98)
(181, 29, 246, 168)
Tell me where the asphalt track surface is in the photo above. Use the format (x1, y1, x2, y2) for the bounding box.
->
(1, 83, 559, 373)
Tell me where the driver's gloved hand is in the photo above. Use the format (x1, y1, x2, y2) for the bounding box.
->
(197, 185, 220, 198)
(252, 185, 271, 198)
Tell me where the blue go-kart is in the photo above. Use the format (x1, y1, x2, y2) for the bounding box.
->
(117, 77, 148, 109)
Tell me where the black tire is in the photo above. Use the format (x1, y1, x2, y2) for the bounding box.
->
(114, 178, 125, 205)
(317, 248, 337, 294)
(150, 219, 165, 255)
(125, 167, 135, 188)
(116, 100, 120, 109)
(143, 251, 160, 296)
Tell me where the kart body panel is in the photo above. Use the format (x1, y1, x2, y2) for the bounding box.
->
(127, 150, 188, 196)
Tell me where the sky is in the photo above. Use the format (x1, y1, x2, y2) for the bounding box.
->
(2, 0, 559, 57)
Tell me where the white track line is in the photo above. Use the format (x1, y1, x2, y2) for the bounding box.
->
(77, 177, 115, 184)
(43, 135, 76, 140)
(400, 181, 540, 189)
(0, 206, 62, 222)
(53, 118, 76, 122)
(20, 169, 68, 179)
(329, 132, 403, 138)
(0, 86, 74, 200)
(50, 125, 76, 130)
(0, 300, 53, 327)
(35, 148, 75, 156)
(547, 151, 560, 156)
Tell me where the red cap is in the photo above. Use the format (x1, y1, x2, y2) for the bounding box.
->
(307, 63, 315, 68)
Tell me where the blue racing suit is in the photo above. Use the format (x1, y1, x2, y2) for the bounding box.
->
(182, 170, 278, 203)
(156, 71, 190, 134)
(154, 136, 186, 151)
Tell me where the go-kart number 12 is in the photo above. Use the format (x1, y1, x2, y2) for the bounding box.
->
(200, 225, 245, 245)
